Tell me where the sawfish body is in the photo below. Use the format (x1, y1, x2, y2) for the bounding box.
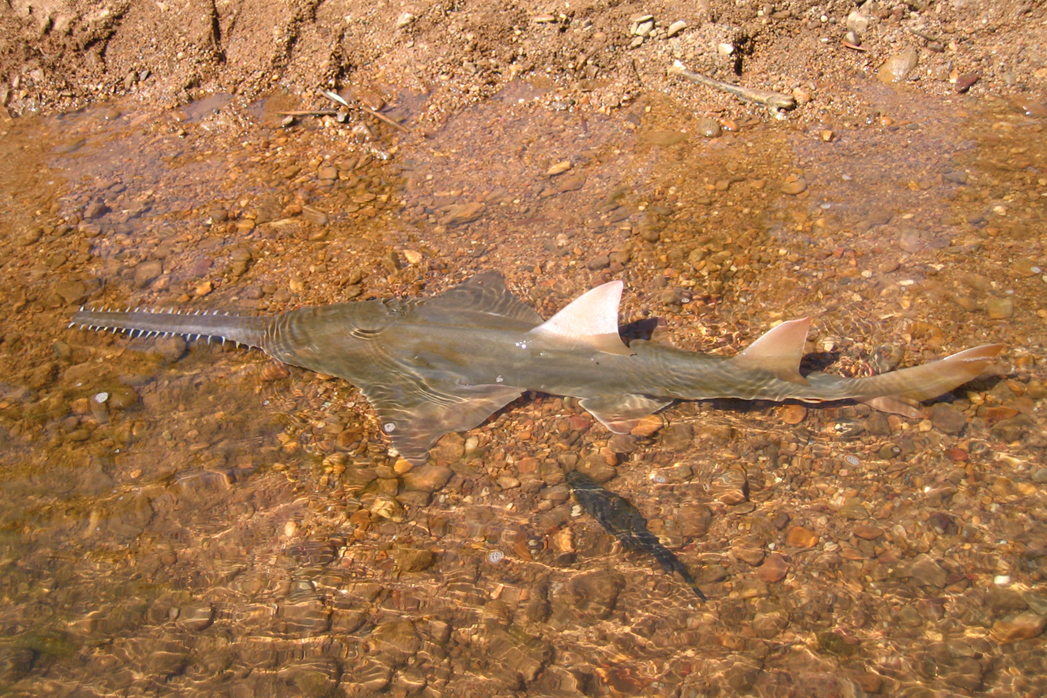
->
(71, 271, 1003, 464)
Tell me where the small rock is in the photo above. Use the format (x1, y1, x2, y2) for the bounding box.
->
(955, 72, 980, 94)
(985, 297, 1013, 319)
(853, 525, 884, 540)
(302, 205, 329, 226)
(134, 260, 163, 288)
(567, 570, 625, 619)
(710, 467, 748, 505)
(630, 16, 655, 36)
(660, 423, 693, 451)
(402, 465, 452, 493)
(83, 199, 109, 219)
(54, 280, 87, 305)
(991, 612, 1047, 644)
(15, 229, 42, 246)
(779, 404, 807, 425)
(909, 554, 947, 587)
(430, 433, 465, 462)
(178, 604, 214, 631)
(733, 546, 765, 566)
(153, 336, 187, 362)
(678, 502, 713, 537)
(785, 525, 818, 548)
(585, 255, 610, 270)
(442, 201, 485, 226)
(930, 403, 967, 434)
(666, 20, 687, 38)
(546, 160, 572, 176)
(756, 554, 789, 583)
(839, 503, 869, 520)
(396, 548, 436, 572)
(781, 179, 807, 195)
(878, 47, 919, 83)
(630, 415, 663, 437)
(846, 11, 870, 34)
(576, 453, 616, 483)
(695, 117, 721, 138)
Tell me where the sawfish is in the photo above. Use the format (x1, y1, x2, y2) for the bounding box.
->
(71, 271, 1003, 464)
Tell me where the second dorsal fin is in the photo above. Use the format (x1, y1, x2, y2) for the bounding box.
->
(527, 280, 634, 356)
(729, 318, 811, 385)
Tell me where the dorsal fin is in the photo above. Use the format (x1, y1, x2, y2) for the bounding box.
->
(527, 280, 634, 356)
(730, 318, 811, 385)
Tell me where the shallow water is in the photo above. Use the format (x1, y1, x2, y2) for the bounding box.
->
(1, 84, 1046, 696)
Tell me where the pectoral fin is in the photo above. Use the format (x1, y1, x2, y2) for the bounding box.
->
(361, 380, 523, 464)
(580, 394, 674, 433)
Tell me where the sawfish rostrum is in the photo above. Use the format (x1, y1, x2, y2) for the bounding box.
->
(72, 272, 1003, 464)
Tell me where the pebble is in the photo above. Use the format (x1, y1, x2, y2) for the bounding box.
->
(985, 297, 1013, 319)
(710, 467, 748, 505)
(779, 404, 807, 425)
(878, 47, 919, 83)
(990, 612, 1047, 645)
(666, 20, 687, 38)
(83, 199, 109, 219)
(566, 570, 625, 619)
(54, 280, 87, 305)
(852, 524, 884, 540)
(430, 433, 465, 462)
(695, 118, 721, 138)
(785, 525, 818, 548)
(585, 255, 610, 270)
(846, 11, 870, 34)
(442, 201, 485, 226)
(546, 160, 572, 176)
(396, 548, 435, 572)
(929, 403, 967, 434)
(153, 336, 187, 362)
(15, 228, 42, 246)
(733, 546, 765, 566)
(781, 179, 807, 195)
(134, 260, 163, 288)
(955, 72, 980, 94)
(402, 465, 452, 492)
(177, 604, 214, 631)
(908, 554, 947, 587)
(629, 415, 663, 437)
(677, 502, 713, 537)
(756, 553, 789, 583)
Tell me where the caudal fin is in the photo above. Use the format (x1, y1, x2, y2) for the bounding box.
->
(806, 344, 1005, 417)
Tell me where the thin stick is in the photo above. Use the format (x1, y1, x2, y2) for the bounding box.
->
(320, 90, 411, 133)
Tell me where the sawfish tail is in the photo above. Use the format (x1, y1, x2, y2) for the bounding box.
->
(71, 308, 269, 349)
(798, 344, 1006, 417)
